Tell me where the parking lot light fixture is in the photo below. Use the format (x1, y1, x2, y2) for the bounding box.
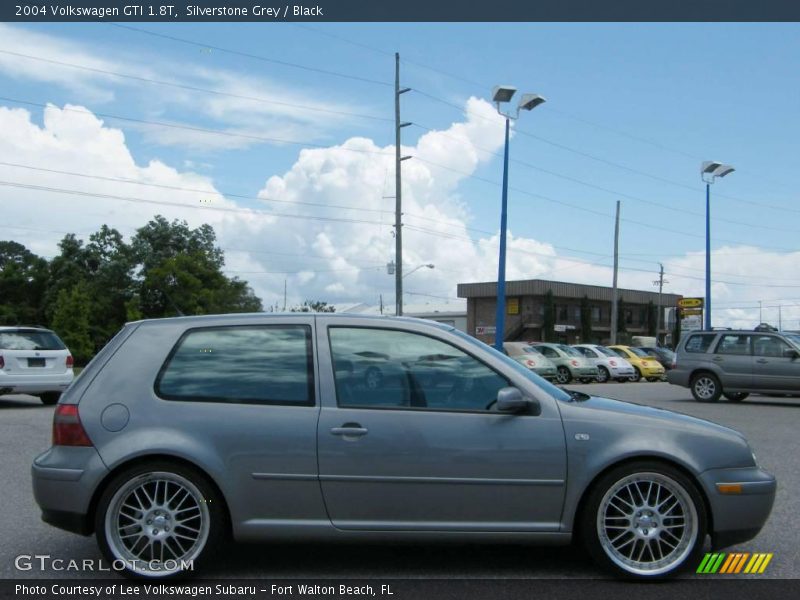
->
(403, 263, 434, 279)
(700, 161, 735, 331)
(492, 84, 545, 351)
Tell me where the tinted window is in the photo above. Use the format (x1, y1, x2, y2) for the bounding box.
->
(596, 346, 617, 357)
(685, 334, 715, 354)
(0, 329, 65, 350)
(753, 336, 790, 358)
(576, 347, 597, 358)
(785, 334, 800, 349)
(628, 347, 649, 358)
(609, 348, 627, 358)
(536, 345, 559, 358)
(156, 326, 314, 405)
(329, 327, 509, 412)
(715, 334, 751, 356)
(557, 344, 581, 357)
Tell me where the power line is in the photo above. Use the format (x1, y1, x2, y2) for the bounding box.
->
(0, 49, 393, 123)
(106, 23, 393, 88)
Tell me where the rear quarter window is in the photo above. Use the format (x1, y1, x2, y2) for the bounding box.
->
(155, 325, 314, 406)
(684, 334, 715, 354)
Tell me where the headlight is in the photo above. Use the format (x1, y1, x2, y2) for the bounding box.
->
(751, 449, 759, 466)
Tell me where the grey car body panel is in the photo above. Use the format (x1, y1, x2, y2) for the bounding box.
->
(33, 313, 775, 551)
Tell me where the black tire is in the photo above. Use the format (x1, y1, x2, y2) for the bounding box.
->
(645, 377, 660, 383)
(580, 378, 594, 384)
(95, 461, 227, 579)
(581, 461, 707, 579)
(615, 377, 628, 383)
(723, 392, 749, 402)
(556, 366, 572, 384)
(39, 392, 60, 405)
(629, 367, 642, 383)
(690, 372, 722, 403)
(596, 366, 610, 383)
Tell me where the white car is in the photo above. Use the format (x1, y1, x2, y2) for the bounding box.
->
(572, 344, 635, 383)
(0, 326, 74, 404)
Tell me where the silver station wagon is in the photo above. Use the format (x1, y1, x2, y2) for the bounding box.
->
(32, 314, 776, 579)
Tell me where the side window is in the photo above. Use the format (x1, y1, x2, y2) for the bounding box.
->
(715, 334, 752, 356)
(329, 328, 510, 412)
(753, 336, 790, 358)
(537, 345, 557, 358)
(610, 348, 626, 358)
(583, 348, 598, 358)
(156, 326, 314, 406)
(685, 334, 715, 354)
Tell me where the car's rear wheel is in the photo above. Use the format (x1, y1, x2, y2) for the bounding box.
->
(629, 368, 642, 383)
(596, 366, 610, 383)
(95, 462, 225, 578)
(723, 392, 749, 402)
(582, 462, 706, 579)
(39, 392, 60, 405)
(646, 377, 661, 383)
(691, 373, 722, 403)
(556, 366, 572, 384)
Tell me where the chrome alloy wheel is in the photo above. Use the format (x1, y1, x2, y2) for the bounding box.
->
(693, 376, 717, 401)
(596, 472, 698, 576)
(104, 472, 210, 577)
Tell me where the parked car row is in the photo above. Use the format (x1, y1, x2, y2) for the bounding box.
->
(503, 341, 668, 384)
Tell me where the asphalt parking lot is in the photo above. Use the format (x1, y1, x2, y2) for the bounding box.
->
(1, 383, 797, 580)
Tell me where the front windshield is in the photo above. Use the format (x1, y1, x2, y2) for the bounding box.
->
(596, 346, 617, 357)
(451, 330, 570, 402)
(522, 346, 544, 355)
(629, 347, 650, 358)
(784, 334, 800, 349)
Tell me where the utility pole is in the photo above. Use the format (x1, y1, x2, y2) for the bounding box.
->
(759, 300, 763, 324)
(282, 279, 287, 312)
(610, 201, 621, 344)
(394, 52, 411, 316)
(779, 305, 783, 331)
(653, 263, 667, 344)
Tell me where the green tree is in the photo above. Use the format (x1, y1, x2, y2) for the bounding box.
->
(580, 295, 593, 343)
(0, 241, 49, 325)
(51, 283, 94, 365)
(291, 300, 336, 313)
(542, 290, 555, 342)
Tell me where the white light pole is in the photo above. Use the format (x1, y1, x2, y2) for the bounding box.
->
(700, 161, 735, 330)
(491, 85, 545, 351)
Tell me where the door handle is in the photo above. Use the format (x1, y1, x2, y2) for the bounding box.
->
(331, 425, 368, 437)
(712, 356, 724, 362)
(756, 358, 768, 364)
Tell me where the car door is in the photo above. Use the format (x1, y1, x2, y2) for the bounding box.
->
(316, 320, 567, 532)
(752, 335, 800, 391)
(710, 333, 754, 390)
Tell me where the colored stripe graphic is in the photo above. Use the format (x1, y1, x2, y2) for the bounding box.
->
(699, 552, 772, 574)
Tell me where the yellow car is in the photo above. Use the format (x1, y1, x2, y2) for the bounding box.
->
(607, 345, 666, 382)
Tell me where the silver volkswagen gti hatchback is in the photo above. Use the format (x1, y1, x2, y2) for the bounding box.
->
(32, 314, 776, 579)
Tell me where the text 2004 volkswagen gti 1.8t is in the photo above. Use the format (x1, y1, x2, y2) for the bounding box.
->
(32, 314, 776, 579)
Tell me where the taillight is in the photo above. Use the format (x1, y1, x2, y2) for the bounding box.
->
(571, 360, 579, 367)
(641, 360, 650, 366)
(609, 360, 617, 366)
(525, 359, 536, 367)
(66, 354, 74, 368)
(52, 405, 93, 447)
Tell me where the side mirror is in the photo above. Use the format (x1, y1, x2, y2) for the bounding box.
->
(496, 387, 539, 415)
(783, 348, 799, 360)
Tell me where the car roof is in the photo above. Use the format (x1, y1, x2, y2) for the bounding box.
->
(127, 312, 456, 330)
(0, 325, 54, 332)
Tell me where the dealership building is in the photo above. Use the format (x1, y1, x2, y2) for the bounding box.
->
(457, 278, 682, 345)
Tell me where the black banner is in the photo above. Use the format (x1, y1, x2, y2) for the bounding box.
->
(3, 579, 800, 600)
(3, 0, 800, 22)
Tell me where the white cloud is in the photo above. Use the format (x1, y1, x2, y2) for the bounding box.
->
(1, 99, 799, 329)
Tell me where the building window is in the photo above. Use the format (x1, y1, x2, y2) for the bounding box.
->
(591, 306, 601, 322)
(558, 305, 569, 321)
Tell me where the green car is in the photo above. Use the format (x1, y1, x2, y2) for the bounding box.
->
(530, 343, 599, 384)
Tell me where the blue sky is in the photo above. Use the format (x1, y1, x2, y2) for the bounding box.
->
(1, 22, 798, 326)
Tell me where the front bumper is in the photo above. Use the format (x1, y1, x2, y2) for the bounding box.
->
(699, 466, 777, 550)
(32, 445, 110, 536)
(609, 367, 635, 377)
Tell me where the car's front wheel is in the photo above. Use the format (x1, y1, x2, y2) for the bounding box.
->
(691, 373, 722, 403)
(556, 366, 572, 384)
(95, 461, 226, 578)
(629, 367, 642, 382)
(596, 366, 610, 383)
(582, 462, 707, 579)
